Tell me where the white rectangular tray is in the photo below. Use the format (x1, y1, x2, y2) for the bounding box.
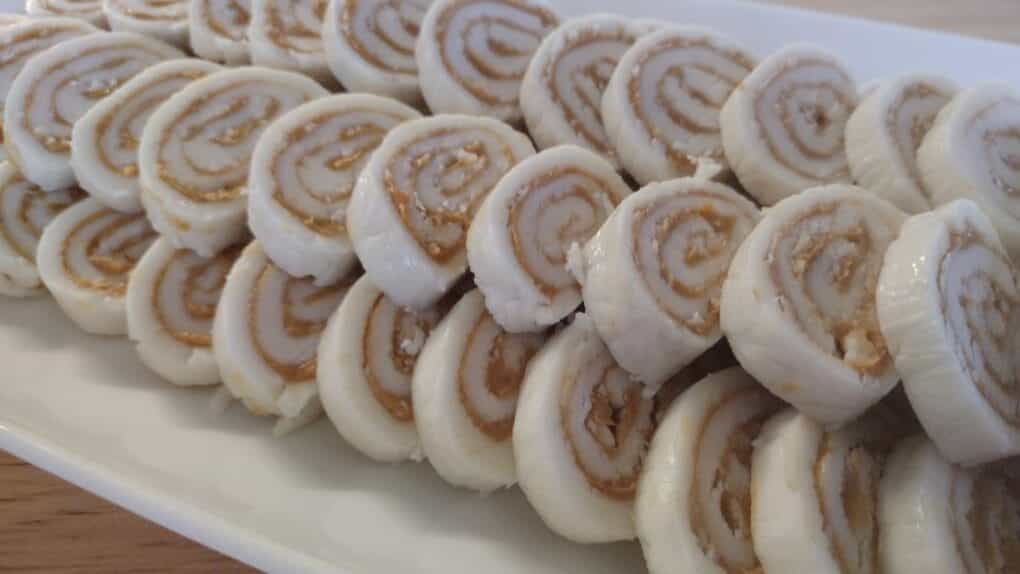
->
(2, 2, 1019, 573)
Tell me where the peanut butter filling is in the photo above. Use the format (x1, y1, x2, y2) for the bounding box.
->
(341, 0, 425, 75)
(61, 209, 156, 296)
(264, 0, 326, 53)
(151, 245, 240, 347)
(108, 0, 187, 22)
(885, 82, 953, 190)
(32, 0, 101, 16)
(203, 0, 250, 41)
(0, 175, 82, 262)
(434, 0, 557, 106)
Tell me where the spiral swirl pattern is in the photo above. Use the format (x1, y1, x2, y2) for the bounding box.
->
(953, 470, 1020, 573)
(362, 290, 443, 421)
(190, 0, 252, 62)
(106, 0, 189, 25)
(618, 29, 754, 179)
(248, 257, 352, 383)
(26, 0, 105, 24)
(61, 207, 156, 296)
(252, 0, 327, 59)
(383, 123, 527, 263)
(632, 186, 758, 338)
(338, 0, 429, 75)
(152, 244, 240, 347)
(457, 305, 544, 439)
(0, 171, 83, 264)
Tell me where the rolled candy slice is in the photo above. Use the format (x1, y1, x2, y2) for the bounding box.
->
(126, 238, 241, 385)
(4, 32, 182, 192)
(213, 241, 356, 435)
(514, 313, 690, 544)
(467, 145, 629, 333)
(249, 0, 333, 86)
(0, 163, 84, 297)
(879, 435, 1020, 574)
(36, 197, 157, 334)
(720, 44, 857, 206)
(752, 407, 907, 574)
(321, 0, 432, 104)
(103, 0, 191, 49)
(415, 0, 558, 122)
(602, 26, 755, 185)
(139, 67, 327, 257)
(846, 74, 957, 214)
(877, 199, 1020, 465)
(72, 58, 221, 213)
(0, 17, 97, 163)
(578, 177, 759, 387)
(636, 367, 783, 574)
(918, 84, 1020, 259)
(247, 93, 421, 285)
(26, 0, 107, 27)
(520, 13, 654, 167)
(317, 274, 451, 462)
(189, 0, 251, 64)
(411, 288, 545, 490)
(720, 185, 906, 426)
(348, 114, 534, 310)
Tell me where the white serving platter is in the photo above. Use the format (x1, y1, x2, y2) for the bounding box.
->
(1, 1, 1019, 573)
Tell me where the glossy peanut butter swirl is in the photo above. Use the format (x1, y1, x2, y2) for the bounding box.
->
(269, 108, 410, 236)
(383, 124, 526, 263)
(18, 39, 172, 159)
(152, 245, 241, 347)
(768, 200, 899, 376)
(154, 79, 315, 203)
(457, 296, 544, 439)
(106, 0, 188, 23)
(541, 24, 643, 159)
(362, 290, 443, 422)
(60, 206, 156, 296)
(259, 0, 327, 54)
(627, 33, 753, 173)
(93, 66, 215, 183)
(340, 0, 431, 75)
(197, 0, 252, 43)
(509, 167, 620, 297)
(247, 256, 352, 383)
(938, 229, 1020, 427)
(0, 173, 82, 262)
(631, 186, 758, 337)
(752, 57, 855, 182)
(434, 0, 557, 106)
(688, 383, 781, 573)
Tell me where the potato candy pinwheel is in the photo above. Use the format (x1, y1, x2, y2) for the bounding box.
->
(213, 241, 356, 435)
(139, 67, 327, 257)
(578, 177, 758, 388)
(918, 84, 1020, 259)
(514, 314, 700, 544)
(467, 145, 629, 333)
(412, 289, 545, 490)
(720, 44, 857, 205)
(520, 13, 656, 167)
(0, 163, 84, 297)
(4, 32, 182, 191)
(72, 59, 221, 213)
(247, 94, 421, 285)
(126, 238, 241, 386)
(845, 74, 957, 214)
(317, 275, 453, 462)
(103, 0, 191, 49)
(249, 0, 333, 86)
(322, 0, 433, 104)
(189, 0, 252, 64)
(348, 114, 534, 310)
(879, 435, 1020, 574)
(415, 0, 558, 122)
(0, 17, 97, 163)
(636, 367, 783, 574)
(751, 407, 908, 574)
(36, 197, 157, 334)
(26, 0, 107, 27)
(602, 26, 755, 185)
(720, 185, 906, 426)
(877, 199, 1020, 466)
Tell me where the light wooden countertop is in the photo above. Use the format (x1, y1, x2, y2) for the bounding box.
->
(2, 1, 1017, 572)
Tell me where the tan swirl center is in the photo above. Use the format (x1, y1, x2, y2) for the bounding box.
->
(203, 0, 251, 41)
(341, 0, 426, 75)
(264, 0, 327, 53)
(0, 175, 82, 261)
(61, 209, 156, 295)
(152, 245, 240, 347)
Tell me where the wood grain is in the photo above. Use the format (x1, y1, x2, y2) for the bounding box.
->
(1, 2, 1017, 573)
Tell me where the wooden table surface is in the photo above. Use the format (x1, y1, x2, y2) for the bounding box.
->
(2, 1, 1018, 573)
